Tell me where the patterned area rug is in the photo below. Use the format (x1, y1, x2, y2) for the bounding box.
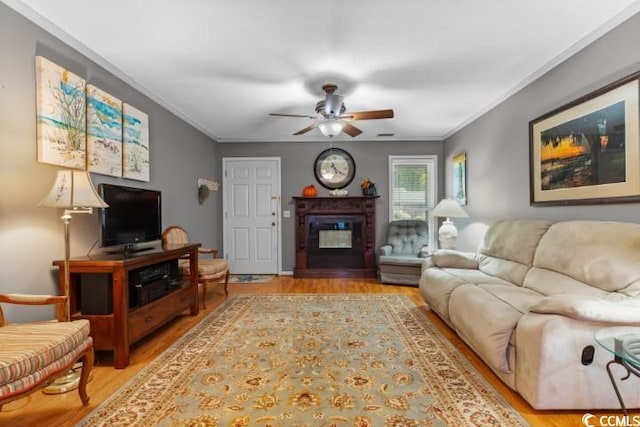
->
(229, 274, 276, 284)
(79, 294, 528, 426)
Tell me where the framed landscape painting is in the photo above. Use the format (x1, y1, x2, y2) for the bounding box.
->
(529, 72, 640, 205)
(87, 85, 122, 177)
(452, 152, 467, 205)
(35, 56, 86, 169)
(123, 103, 150, 181)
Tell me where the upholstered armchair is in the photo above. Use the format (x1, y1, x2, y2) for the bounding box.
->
(162, 226, 230, 308)
(0, 294, 94, 410)
(378, 220, 430, 286)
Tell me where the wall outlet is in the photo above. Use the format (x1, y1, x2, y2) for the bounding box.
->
(283, 210, 291, 218)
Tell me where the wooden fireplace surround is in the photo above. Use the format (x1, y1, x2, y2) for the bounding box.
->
(293, 196, 378, 278)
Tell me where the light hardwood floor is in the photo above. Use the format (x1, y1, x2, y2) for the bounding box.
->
(0, 277, 636, 426)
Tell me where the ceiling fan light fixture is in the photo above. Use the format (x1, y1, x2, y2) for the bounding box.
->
(318, 118, 345, 138)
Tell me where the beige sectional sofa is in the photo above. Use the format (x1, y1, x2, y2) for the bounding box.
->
(419, 218, 640, 409)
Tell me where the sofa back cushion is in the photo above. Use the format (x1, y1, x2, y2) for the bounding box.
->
(532, 221, 640, 294)
(478, 219, 552, 285)
(522, 267, 611, 298)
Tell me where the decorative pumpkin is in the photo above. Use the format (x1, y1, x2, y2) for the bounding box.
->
(302, 184, 318, 197)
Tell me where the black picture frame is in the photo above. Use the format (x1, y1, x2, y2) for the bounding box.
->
(314, 147, 356, 190)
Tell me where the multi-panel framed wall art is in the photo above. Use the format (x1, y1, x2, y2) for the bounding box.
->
(452, 152, 467, 205)
(87, 85, 123, 177)
(36, 56, 87, 169)
(35, 56, 149, 182)
(123, 104, 150, 182)
(529, 72, 640, 206)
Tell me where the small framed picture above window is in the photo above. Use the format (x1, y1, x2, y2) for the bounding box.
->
(452, 152, 467, 205)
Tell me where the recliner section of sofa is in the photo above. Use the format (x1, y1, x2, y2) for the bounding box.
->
(419, 218, 640, 409)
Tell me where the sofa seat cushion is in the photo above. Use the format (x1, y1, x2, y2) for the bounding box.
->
(448, 284, 545, 374)
(420, 268, 514, 320)
(0, 320, 91, 388)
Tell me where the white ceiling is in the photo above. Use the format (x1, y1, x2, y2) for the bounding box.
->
(6, 0, 640, 142)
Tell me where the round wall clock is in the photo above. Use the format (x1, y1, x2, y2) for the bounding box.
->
(314, 147, 356, 190)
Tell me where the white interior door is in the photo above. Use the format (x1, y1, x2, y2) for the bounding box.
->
(223, 157, 280, 274)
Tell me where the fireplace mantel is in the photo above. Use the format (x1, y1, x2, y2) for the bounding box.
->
(293, 196, 378, 278)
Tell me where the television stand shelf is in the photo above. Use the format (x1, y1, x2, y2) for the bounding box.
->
(53, 243, 200, 369)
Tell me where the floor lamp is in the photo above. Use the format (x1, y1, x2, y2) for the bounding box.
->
(38, 169, 108, 393)
(431, 198, 468, 249)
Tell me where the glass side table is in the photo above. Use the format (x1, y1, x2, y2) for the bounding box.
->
(594, 326, 640, 416)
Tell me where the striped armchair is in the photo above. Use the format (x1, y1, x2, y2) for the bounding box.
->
(0, 294, 94, 410)
(162, 226, 230, 308)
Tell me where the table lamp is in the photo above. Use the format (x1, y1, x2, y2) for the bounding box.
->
(431, 198, 468, 249)
(38, 169, 108, 393)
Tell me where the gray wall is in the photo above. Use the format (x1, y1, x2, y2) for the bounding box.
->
(0, 4, 219, 321)
(217, 140, 443, 271)
(444, 12, 640, 251)
(5, 1, 638, 319)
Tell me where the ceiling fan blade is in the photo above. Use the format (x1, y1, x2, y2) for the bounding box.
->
(341, 109, 394, 120)
(294, 122, 318, 135)
(269, 113, 316, 119)
(342, 122, 362, 137)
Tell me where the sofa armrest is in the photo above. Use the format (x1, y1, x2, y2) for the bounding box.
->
(529, 295, 640, 324)
(379, 245, 392, 256)
(421, 256, 435, 272)
(431, 249, 479, 269)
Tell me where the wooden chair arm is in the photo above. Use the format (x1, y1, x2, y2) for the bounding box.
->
(0, 294, 69, 325)
(179, 248, 219, 260)
(199, 247, 219, 258)
(0, 294, 67, 305)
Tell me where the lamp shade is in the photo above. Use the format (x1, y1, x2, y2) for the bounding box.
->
(38, 170, 108, 209)
(431, 198, 468, 219)
(318, 118, 345, 138)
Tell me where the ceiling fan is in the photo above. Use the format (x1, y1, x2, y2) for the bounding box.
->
(269, 84, 394, 137)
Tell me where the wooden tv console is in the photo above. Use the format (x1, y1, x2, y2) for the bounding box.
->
(53, 243, 200, 369)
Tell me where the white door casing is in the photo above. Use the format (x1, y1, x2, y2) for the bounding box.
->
(222, 157, 281, 274)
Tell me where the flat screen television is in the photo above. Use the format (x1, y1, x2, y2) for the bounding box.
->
(99, 183, 162, 251)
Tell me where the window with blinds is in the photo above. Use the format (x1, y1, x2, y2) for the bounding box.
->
(388, 155, 437, 249)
